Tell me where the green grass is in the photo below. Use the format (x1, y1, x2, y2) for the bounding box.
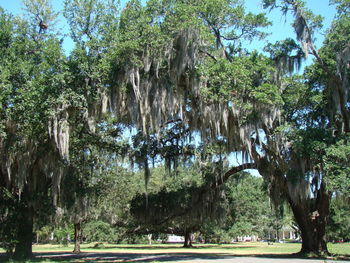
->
(327, 242, 350, 255)
(1, 242, 349, 263)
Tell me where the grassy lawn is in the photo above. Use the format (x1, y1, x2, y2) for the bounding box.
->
(63, 242, 303, 254)
(28, 242, 349, 255)
(0, 242, 349, 262)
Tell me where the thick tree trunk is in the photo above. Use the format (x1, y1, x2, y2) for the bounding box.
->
(183, 231, 192, 248)
(257, 156, 330, 256)
(288, 184, 330, 255)
(73, 222, 82, 254)
(13, 201, 34, 260)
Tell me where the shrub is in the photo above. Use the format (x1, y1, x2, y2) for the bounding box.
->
(84, 221, 116, 243)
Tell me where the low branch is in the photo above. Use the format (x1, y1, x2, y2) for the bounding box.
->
(211, 162, 257, 189)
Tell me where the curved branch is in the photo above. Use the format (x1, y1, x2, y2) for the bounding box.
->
(211, 162, 257, 189)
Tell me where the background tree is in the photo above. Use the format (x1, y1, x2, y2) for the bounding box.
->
(226, 173, 274, 241)
(0, 0, 118, 258)
(327, 195, 350, 242)
(130, 162, 228, 247)
(59, 0, 122, 253)
(0, 3, 71, 258)
(201, 172, 294, 243)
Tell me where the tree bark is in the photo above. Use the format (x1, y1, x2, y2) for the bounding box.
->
(287, 184, 330, 255)
(256, 155, 330, 256)
(13, 200, 34, 260)
(73, 221, 82, 254)
(183, 231, 192, 248)
(211, 163, 256, 189)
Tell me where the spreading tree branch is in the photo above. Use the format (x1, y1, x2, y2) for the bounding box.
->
(210, 162, 257, 189)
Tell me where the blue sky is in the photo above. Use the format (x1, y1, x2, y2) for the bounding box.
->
(247, 0, 337, 47)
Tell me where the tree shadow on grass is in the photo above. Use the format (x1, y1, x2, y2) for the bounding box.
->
(1, 251, 349, 263)
(232, 253, 350, 262)
(0, 251, 236, 262)
(86, 244, 256, 250)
